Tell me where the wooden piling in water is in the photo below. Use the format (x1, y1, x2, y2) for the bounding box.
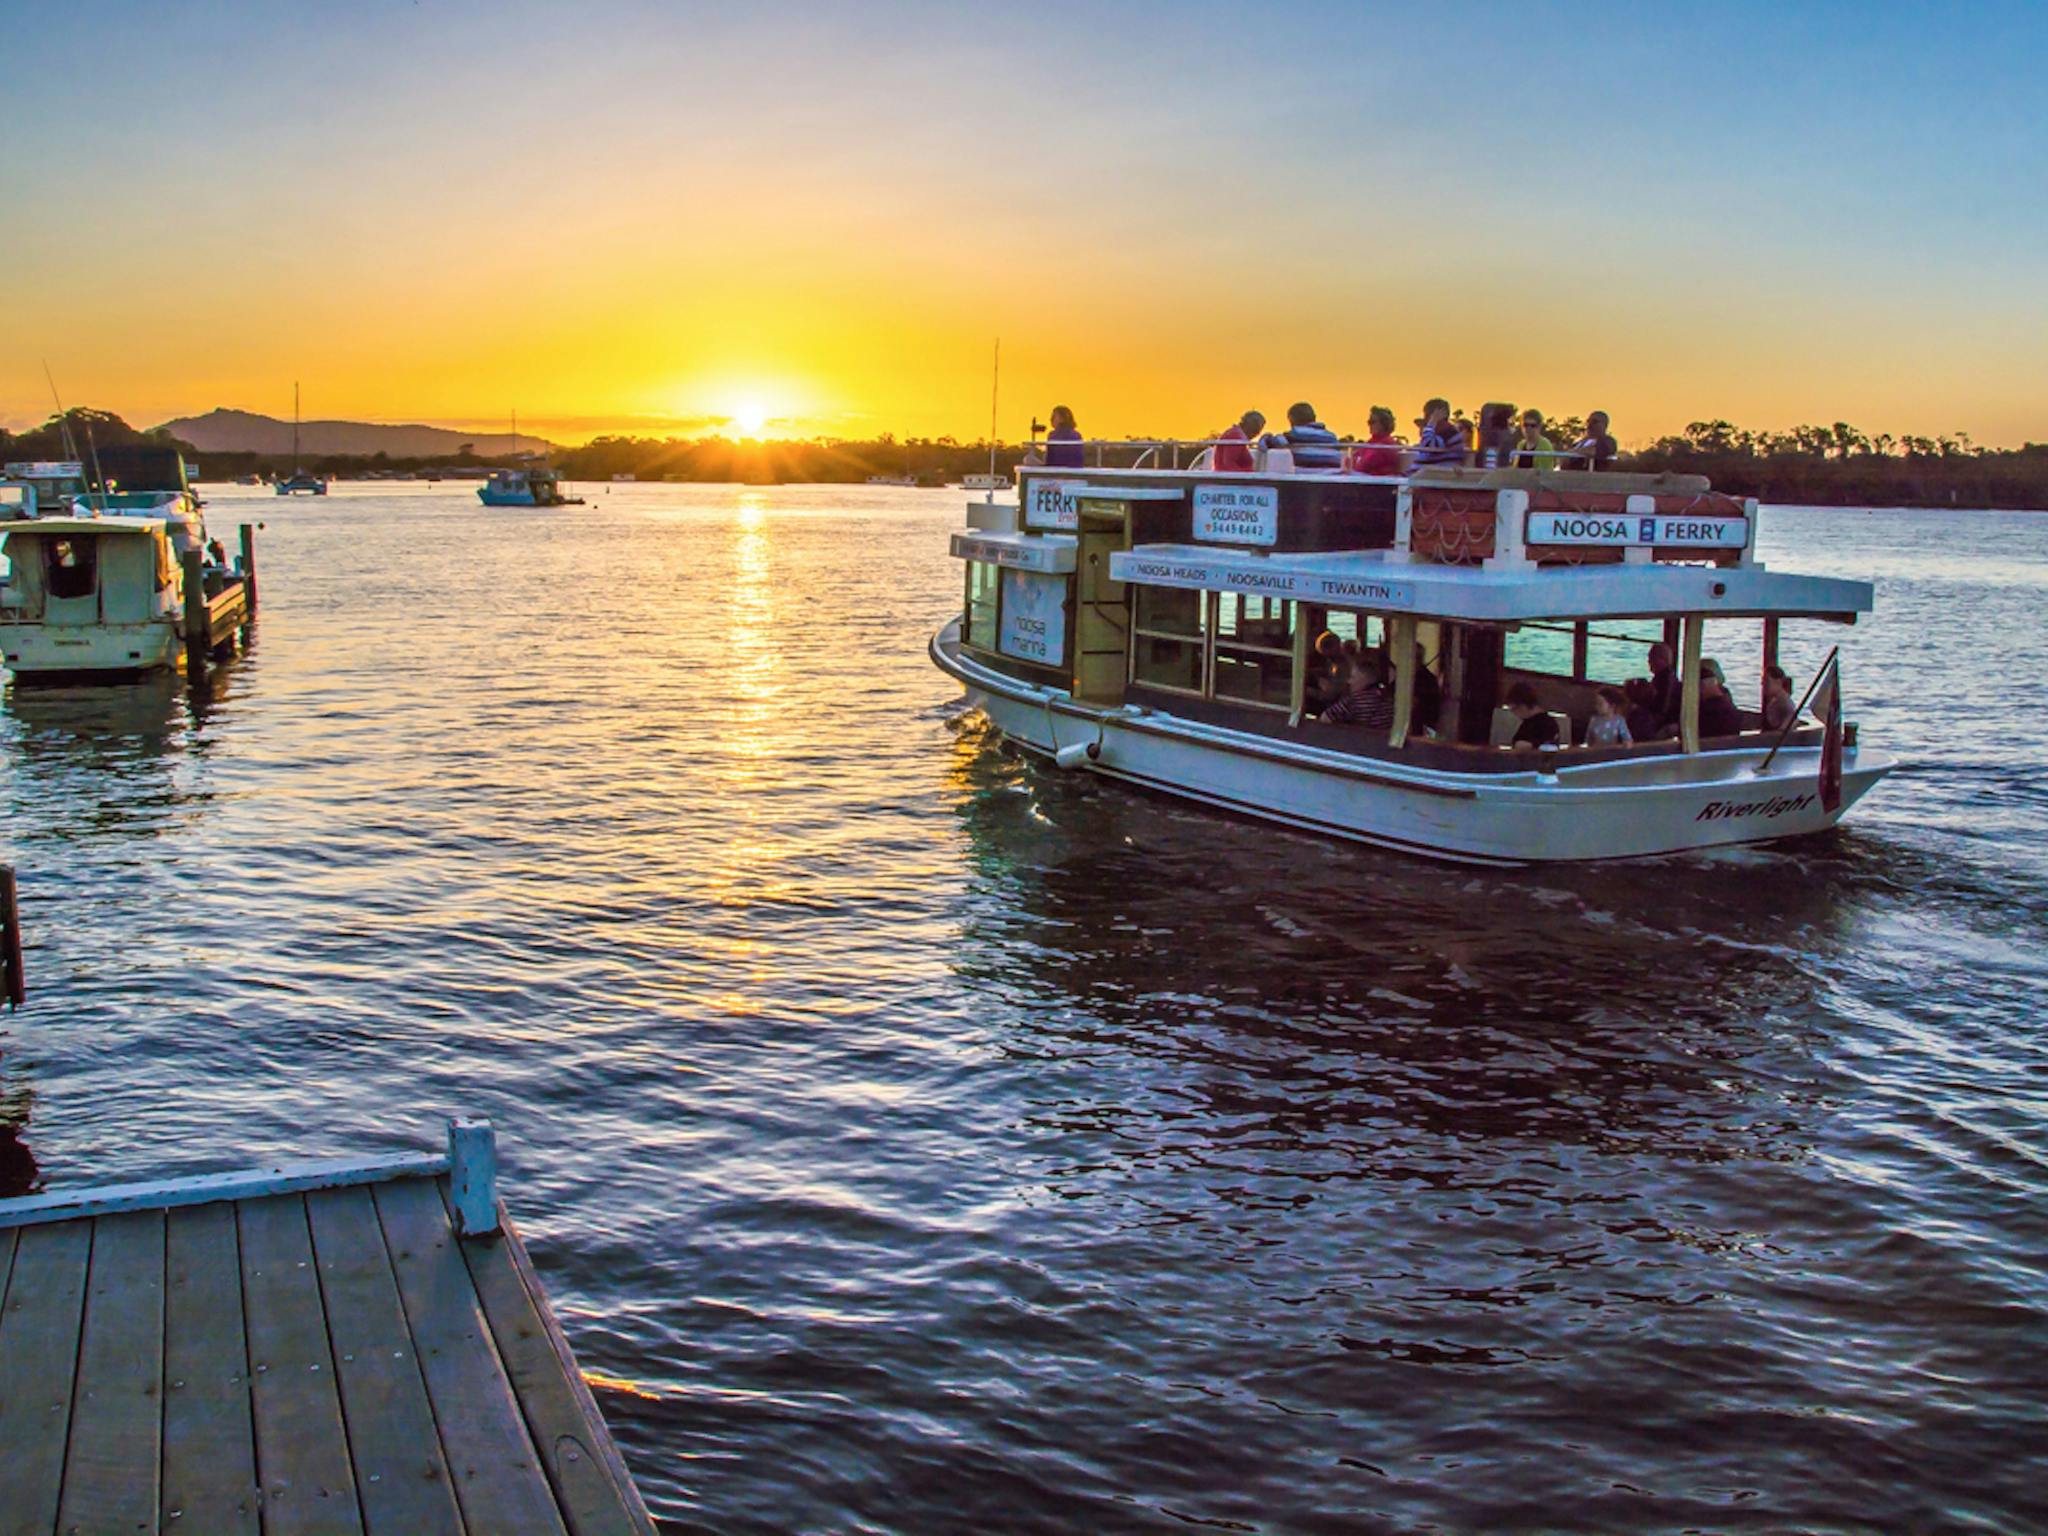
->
(0, 866, 22, 1009)
(180, 547, 207, 688)
(238, 523, 257, 617)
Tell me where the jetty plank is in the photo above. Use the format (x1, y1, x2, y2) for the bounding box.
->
(239, 1193, 365, 1536)
(0, 1217, 93, 1536)
(163, 1201, 260, 1535)
(459, 1195, 657, 1536)
(373, 1176, 569, 1536)
(58, 1208, 168, 1534)
(305, 1184, 465, 1536)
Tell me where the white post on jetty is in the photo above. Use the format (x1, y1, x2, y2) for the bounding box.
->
(447, 1116, 500, 1236)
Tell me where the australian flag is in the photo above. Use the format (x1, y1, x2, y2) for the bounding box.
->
(1810, 654, 1843, 812)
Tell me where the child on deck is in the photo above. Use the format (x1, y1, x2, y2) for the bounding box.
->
(1583, 686, 1633, 746)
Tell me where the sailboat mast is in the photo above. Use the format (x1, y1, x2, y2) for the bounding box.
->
(988, 338, 1000, 480)
(292, 381, 301, 474)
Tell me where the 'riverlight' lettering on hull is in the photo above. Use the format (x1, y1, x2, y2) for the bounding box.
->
(1695, 793, 1817, 822)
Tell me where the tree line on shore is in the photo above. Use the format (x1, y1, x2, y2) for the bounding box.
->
(4, 408, 2044, 508)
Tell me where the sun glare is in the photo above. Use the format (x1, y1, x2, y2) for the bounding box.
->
(730, 400, 769, 435)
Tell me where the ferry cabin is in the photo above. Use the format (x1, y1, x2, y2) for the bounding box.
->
(934, 453, 1890, 864)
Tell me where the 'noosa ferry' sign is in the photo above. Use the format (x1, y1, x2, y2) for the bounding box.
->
(1526, 509, 1747, 549)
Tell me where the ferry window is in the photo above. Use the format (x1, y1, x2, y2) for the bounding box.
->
(1212, 594, 1296, 712)
(1132, 585, 1206, 695)
(965, 560, 999, 651)
(1583, 620, 1667, 682)
(45, 538, 97, 600)
(1504, 623, 1575, 677)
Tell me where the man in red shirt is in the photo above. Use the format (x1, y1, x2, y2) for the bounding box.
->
(1212, 409, 1265, 472)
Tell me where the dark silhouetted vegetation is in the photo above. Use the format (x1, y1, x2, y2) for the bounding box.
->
(4, 409, 2044, 507)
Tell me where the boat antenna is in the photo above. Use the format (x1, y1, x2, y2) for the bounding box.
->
(42, 362, 108, 508)
(988, 337, 1000, 483)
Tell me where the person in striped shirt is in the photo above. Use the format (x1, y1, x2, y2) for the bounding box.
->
(1318, 653, 1396, 730)
(1409, 398, 1470, 471)
(1261, 401, 1343, 470)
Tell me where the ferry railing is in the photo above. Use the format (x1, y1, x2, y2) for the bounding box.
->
(1016, 438, 1594, 472)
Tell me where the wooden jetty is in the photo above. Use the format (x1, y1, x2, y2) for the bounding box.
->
(0, 1119, 655, 1536)
(182, 523, 258, 687)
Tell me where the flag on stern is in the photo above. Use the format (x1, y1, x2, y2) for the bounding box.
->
(1811, 653, 1843, 812)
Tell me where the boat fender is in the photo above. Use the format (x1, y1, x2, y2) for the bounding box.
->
(1054, 740, 1101, 770)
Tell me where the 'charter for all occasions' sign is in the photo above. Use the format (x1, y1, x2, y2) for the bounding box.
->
(1526, 510, 1748, 549)
(1023, 478, 1083, 530)
(1192, 483, 1279, 546)
(998, 567, 1067, 667)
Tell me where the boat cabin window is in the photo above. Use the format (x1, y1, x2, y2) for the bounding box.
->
(45, 537, 97, 600)
(1131, 587, 1295, 713)
(965, 560, 999, 651)
(1211, 593, 1295, 711)
(1131, 586, 1206, 695)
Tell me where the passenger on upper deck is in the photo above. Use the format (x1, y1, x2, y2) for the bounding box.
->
(1568, 411, 1618, 471)
(1697, 658, 1743, 737)
(1045, 405, 1085, 469)
(1762, 666, 1796, 731)
(1318, 654, 1395, 730)
(1503, 681, 1559, 750)
(1410, 399, 1469, 471)
(1512, 410, 1557, 472)
(1348, 407, 1404, 475)
(1262, 402, 1342, 470)
(1213, 410, 1266, 473)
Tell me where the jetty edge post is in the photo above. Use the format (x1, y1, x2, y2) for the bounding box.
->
(239, 521, 258, 616)
(448, 1116, 500, 1236)
(0, 864, 22, 1008)
(180, 545, 208, 687)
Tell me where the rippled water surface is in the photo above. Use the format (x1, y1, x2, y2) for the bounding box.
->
(3, 485, 2044, 1533)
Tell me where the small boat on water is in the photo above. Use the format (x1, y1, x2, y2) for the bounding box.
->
(963, 473, 1011, 492)
(932, 443, 1894, 865)
(274, 381, 327, 496)
(867, 473, 919, 487)
(478, 465, 583, 507)
(0, 453, 249, 680)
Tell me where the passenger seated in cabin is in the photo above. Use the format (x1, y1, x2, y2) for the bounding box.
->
(1697, 658, 1744, 736)
(1306, 630, 1347, 710)
(1409, 399, 1469, 471)
(1348, 407, 1404, 475)
(1584, 686, 1633, 747)
(1213, 410, 1266, 473)
(1262, 402, 1342, 470)
(1318, 654, 1396, 731)
(1640, 642, 1681, 731)
(1762, 665, 1796, 731)
(1412, 645, 1443, 732)
(1568, 411, 1619, 471)
(1045, 405, 1085, 469)
(1512, 410, 1557, 472)
(1622, 677, 1662, 741)
(1503, 681, 1559, 750)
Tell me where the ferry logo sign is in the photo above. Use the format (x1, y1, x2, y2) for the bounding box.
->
(1024, 479, 1083, 531)
(1193, 484, 1279, 547)
(998, 567, 1067, 667)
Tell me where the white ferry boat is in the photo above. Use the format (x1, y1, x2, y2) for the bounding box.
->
(931, 446, 1892, 865)
(478, 465, 584, 507)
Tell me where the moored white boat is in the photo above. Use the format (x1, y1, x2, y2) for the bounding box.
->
(932, 447, 1893, 865)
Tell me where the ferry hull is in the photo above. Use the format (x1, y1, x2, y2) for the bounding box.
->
(2, 622, 180, 679)
(934, 624, 1888, 866)
(477, 488, 540, 506)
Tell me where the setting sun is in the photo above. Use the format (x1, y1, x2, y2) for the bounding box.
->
(729, 401, 769, 436)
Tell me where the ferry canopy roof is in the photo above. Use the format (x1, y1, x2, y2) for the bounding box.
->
(1108, 544, 1872, 624)
(0, 515, 169, 537)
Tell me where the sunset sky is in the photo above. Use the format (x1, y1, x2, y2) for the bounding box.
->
(3, 0, 2043, 446)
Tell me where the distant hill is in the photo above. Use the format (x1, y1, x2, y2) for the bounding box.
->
(157, 408, 549, 459)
